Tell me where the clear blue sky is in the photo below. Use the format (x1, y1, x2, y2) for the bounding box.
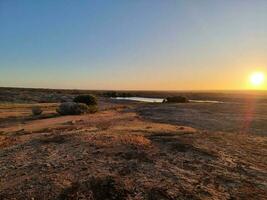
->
(1, 0, 267, 90)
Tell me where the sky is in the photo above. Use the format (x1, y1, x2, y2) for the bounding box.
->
(0, 0, 267, 90)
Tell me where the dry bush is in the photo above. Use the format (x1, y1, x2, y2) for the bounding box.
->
(163, 96, 189, 103)
(31, 106, 43, 115)
(57, 102, 91, 115)
(73, 94, 97, 106)
(87, 105, 98, 113)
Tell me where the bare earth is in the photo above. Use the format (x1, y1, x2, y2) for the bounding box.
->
(0, 99, 267, 200)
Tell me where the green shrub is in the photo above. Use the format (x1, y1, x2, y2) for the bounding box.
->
(32, 106, 43, 115)
(57, 102, 90, 115)
(76, 103, 90, 114)
(73, 94, 97, 106)
(163, 96, 189, 103)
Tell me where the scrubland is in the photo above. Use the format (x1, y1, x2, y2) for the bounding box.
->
(0, 88, 267, 199)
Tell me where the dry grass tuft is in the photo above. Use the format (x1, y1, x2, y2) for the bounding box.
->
(0, 135, 17, 148)
(82, 134, 151, 149)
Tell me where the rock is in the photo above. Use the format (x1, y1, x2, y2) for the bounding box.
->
(45, 163, 51, 167)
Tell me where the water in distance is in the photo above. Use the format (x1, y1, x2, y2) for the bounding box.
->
(114, 97, 164, 103)
(114, 97, 223, 103)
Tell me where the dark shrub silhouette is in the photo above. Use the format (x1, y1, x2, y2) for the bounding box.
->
(119, 92, 134, 97)
(73, 94, 97, 106)
(31, 106, 43, 115)
(103, 91, 134, 98)
(163, 96, 189, 103)
(103, 91, 118, 97)
(57, 102, 91, 115)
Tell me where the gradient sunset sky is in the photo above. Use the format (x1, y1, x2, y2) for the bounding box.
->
(0, 0, 266, 90)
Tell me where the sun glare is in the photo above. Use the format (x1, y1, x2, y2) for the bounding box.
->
(250, 72, 265, 87)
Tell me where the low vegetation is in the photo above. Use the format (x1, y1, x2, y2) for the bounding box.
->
(163, 96, 189, 103)
(73, 94, 97, 106)
(103, 91, 134, 98)
(103, 91, 118, 98)
(56, 94, 98, 115)
(31, 106, 43, 115)
(1, 88, 267, 199)
(57, 102, 91, 115)
(2, 87, 267, 104)
(87, 105, 98, 113)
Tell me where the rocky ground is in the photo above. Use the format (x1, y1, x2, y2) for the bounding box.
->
(0, 99, 267, 199)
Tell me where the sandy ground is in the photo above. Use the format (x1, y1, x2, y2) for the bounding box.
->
(136, 101, 267, 135)
(0, 100, 267, 199)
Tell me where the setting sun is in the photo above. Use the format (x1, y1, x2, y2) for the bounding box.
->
(250, 72, 265, 87)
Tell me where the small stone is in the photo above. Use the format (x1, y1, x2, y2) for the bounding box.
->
(45, 163, 51, 167)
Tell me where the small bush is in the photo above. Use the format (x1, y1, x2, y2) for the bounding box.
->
(163, 96, 189, 103)
(73, 94, 97, 106)
(57, 102, 90, 115)
(32, 106, 43, 115)
(77, 103, 91, 113)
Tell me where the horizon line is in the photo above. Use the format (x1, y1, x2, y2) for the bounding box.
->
(1, 86, 267, 93)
